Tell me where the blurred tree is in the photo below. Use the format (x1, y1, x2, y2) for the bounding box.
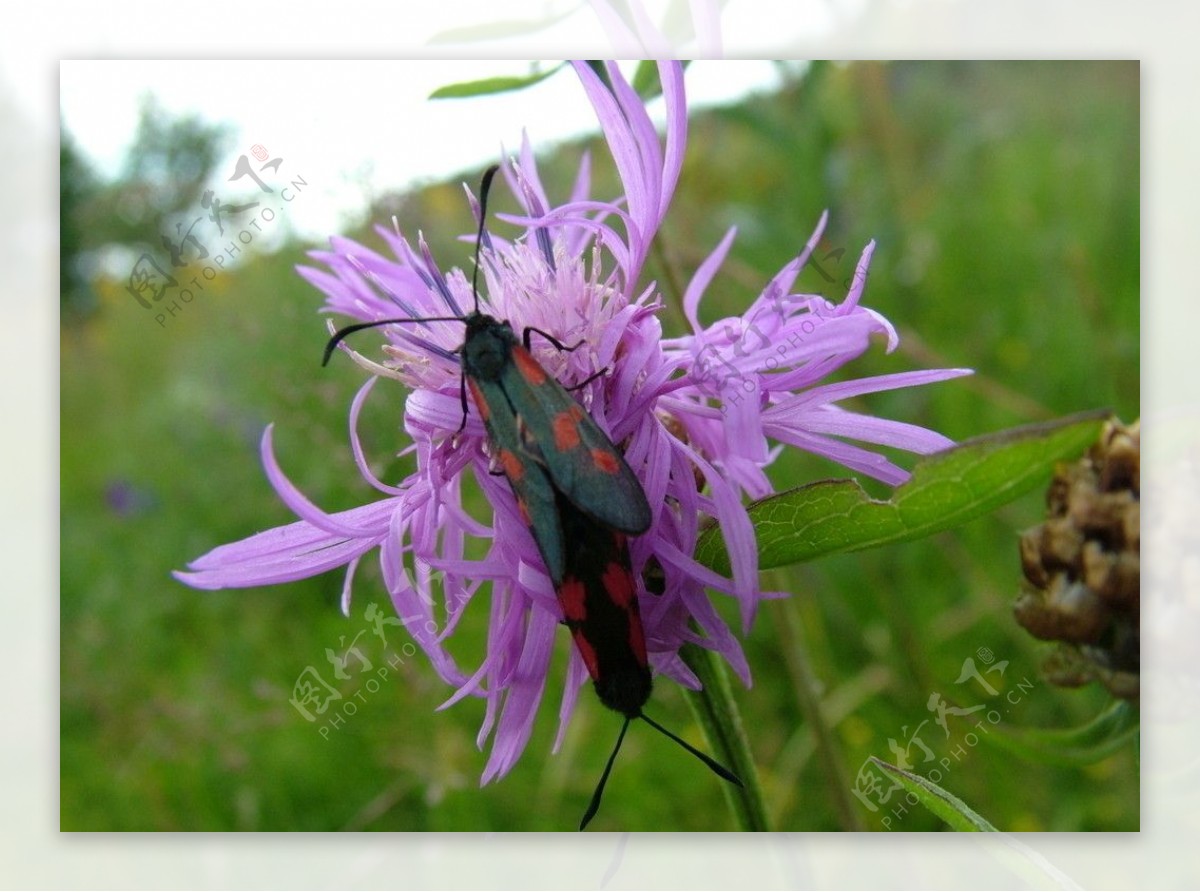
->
(60, 123, 100, 319)
(60, 96, 231, 322)
(102, 96, 232, 242)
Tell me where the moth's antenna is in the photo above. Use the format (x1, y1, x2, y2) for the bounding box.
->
(472, 165, 500, 315)
(580, 715, 631, 831)
(639, 713, 743, 787)
(321, 315, 463, 366)
(321, 165, 501, 367)
(577, 712, 743, 831)
(578, 710, 744, 830)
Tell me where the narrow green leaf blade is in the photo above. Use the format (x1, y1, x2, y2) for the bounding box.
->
(429, 65, 564, 100)
(696, 412, 1108, 574)
(983, 700, 1139, 767)
(869, 756, 997, 831)
(868, 760, 1085, 886)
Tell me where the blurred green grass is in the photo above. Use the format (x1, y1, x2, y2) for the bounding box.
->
(60, 61, 1138, 831)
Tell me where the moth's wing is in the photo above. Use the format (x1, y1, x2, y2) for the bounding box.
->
(468, 375, 566, 585)
(504, 345, 652, 535)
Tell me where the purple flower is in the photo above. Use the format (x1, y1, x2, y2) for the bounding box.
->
(176, 61, 970, 782)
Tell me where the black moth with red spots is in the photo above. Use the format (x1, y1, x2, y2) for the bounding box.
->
(324, 166, 741, 830)
(555, 490, 652, 718)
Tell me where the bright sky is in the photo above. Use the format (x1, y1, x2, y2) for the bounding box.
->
(59, 61, 789, 240)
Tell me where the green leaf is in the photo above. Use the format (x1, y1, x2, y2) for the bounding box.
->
(868, 760, 1084, 886)
(983, 700, 1139, 767)
(868, 759, 1084, 885)
(869, 756, 997, 831)
(696, 411, 1108, 575)
(429, 65, 565, 100)
(630, 61, 661, 99)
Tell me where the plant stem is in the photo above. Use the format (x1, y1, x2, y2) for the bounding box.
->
(771, 595, 864, 830)
(650, 232, 692, 335)
(680, 642, 770, 831)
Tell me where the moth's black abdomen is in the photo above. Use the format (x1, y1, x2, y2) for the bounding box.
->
(593, 664, 653, 719)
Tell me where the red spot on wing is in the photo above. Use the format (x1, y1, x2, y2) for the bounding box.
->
(512, 347, 548, 385)
(602, 561, 636, 609)
(467, 379, 490, 422)
(553, 410, 582, 451)
(498, 448, 524, 481)
(590, 448, 620, 475)
(626, 608, 648, 665)
(571, 628, 601, 680)
(515, 496, 531, 526)
(558, 577, 587, 622)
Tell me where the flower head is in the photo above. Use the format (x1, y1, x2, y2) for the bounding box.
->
(176, 61, 970, 781)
